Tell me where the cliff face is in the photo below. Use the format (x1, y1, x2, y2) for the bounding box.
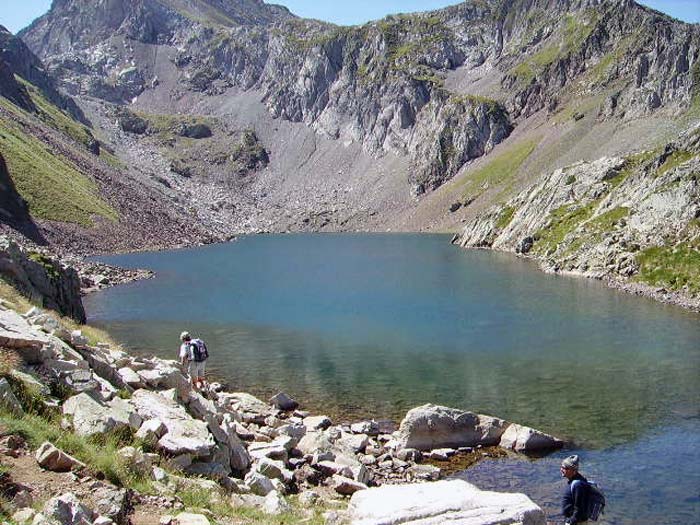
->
(19, 0, 700, 196)
(0, 236, 86, 322)
(0, 0, 695, 269)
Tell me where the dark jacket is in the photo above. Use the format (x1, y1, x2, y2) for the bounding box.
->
(562, 473, 589, 524)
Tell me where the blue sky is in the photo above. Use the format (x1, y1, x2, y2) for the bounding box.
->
(1, 0, 698, 34)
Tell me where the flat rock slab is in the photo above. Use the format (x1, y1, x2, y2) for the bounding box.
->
(348, 479, 545, 525)
(131, 390, 215, 457)
(0, 308, 50, 352)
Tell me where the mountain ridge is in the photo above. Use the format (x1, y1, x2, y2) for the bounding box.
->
(2, 0, 700, 303)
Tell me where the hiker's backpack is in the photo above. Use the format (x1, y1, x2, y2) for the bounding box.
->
(572, 479, 606, 521)
(188, 338, 209, 362)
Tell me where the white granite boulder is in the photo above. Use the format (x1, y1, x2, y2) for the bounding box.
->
(499, 423, 564, 452)
(42, 492, 94, 525)
(348, 479, 545, 525)
(62, 393, 141, 437)
(394, 404, 509, 451)
(131, 390, 215, 457)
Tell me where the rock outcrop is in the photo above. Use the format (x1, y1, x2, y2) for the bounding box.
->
(455, 125, 700, 308)
(0, 236, 85, 322)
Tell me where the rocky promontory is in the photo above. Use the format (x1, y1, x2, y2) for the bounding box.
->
(455, 124, 700, 310)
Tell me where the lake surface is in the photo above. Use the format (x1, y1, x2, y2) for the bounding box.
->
(85, 234, 700, 524)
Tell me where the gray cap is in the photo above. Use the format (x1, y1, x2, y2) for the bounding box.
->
(561, 455, 580, 470)
(180, 331, 191, 341)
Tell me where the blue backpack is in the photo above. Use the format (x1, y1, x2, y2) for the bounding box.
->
(188, 338, 209, 362)
(571, 479, 606, 521)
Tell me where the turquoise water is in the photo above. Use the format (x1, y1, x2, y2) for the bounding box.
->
(85, 234, 700, 524)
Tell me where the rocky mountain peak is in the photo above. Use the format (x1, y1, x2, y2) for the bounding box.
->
(20, 0, 294, 57)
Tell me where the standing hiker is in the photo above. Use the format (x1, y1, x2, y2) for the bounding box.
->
(179, 331, 209, 390)
(560, 455, 589, 524)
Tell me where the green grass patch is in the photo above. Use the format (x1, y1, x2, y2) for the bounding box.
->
(510, 12, 597, 85)
(586, 206, 630, 234)
(15, 77, 96, 151)
(551, 94, 605, 124)
(460, 137, 540, 200)
(532, 202, 596, 256)
(657, 150, 696, 177)
(0, 409, 150, 489)
(0, 109, 117, 227)
(495, 206, 516, 230)
(636, 243, 700, 293)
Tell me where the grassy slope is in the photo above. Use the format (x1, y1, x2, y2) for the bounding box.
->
(0, 81, 118, 227)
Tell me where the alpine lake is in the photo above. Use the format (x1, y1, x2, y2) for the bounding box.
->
(84, 234, 700, 525)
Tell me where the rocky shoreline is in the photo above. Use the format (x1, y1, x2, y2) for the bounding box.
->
(0, 238, 567, 524)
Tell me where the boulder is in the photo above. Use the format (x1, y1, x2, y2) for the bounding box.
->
(350, 421, 380, 436)
(303, 415, 332, 431)
(93, 487, 131, 525)
(135, 419, 167, 446)
(332, 475, 367, 496)
(254, 457, 292, 482)
(0, 377, 24, 415)
(262, 491, 291, 515)
(248, 438, 290, 462)
(338, 432, 369, 453)
(131, 390, 215, 457)
(498, 424, 564, 452)
(173, 513, 210, 525)
(348, 479, 546, 525)
(117, 367, 143, 388)
(43, 493, 94, 525)
(244, 471, 275, 496)
(0, 307, 50, 363)
(296, 431, 334, 457)
(35, 442, 86, 472)
(62, 393, 139, 437)
(11, 369, 50, 396)
(269, 392, 298, 411)
(219, 392, 273, 416)
(394, 405, 508, 451)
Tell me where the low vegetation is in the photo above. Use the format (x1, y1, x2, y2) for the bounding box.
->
(636, 241, 700, 293)
(460, 136, 540, 200)
(510, 12, 598, 85)
(16, 77, 96, 152)
(532, 202, 596, 256)
(0, 100, 118, 227)
(495, 205, 516, 230)
(657, 150, 695, 177)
